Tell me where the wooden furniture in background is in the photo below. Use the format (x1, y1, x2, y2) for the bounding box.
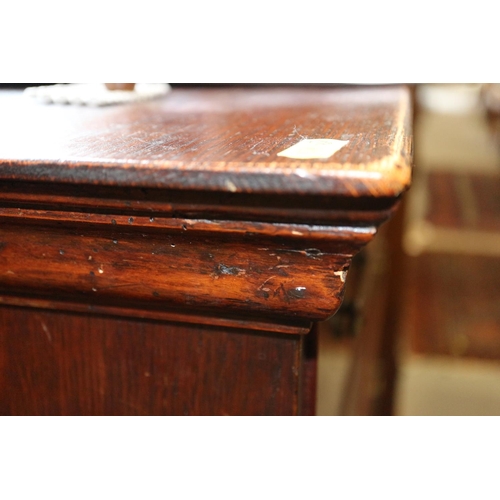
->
(0, 85, 412, 415)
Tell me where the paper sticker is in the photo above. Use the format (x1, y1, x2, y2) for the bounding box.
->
(277, 138, 349, 159)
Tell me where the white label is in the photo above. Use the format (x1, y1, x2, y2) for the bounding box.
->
(277, 138, 349, 159)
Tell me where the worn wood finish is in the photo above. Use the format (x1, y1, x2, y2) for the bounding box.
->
(0, 87, 412, 197)
(0, 210, 371, 328)
(0, 181, 399, 226)
(0, 86, 412, 415)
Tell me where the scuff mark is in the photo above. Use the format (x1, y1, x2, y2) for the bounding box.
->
(255, 276, 277, 299)
(334, 270, 347, 283)
(225, 180, 237, 192)
(288, 286, 307, 299)
(250, 139, 264, 150)
(213, 263, 246, 278)
(277, 248, 324, 259)
(255, 289, 270, 299)
(260, 281, 307, 303)
(41, 321, 52, 342)
(304, 248, 323, 258)
(271, 264, 290, 277)
(273, 283, 289, 302)
(258, 276, 277, 288)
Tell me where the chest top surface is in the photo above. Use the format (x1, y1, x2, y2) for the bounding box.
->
(0, 86, 412, 197)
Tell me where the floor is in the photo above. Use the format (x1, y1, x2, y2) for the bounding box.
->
(317, 84, 500, 416)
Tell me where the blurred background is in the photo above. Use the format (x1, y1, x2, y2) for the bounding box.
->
(317, 83, 500, 416)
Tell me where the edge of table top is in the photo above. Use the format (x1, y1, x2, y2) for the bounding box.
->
(0, 86, 413, 197)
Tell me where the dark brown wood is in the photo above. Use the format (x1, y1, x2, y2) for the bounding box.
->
(0, 86, 412, 415)
(0, 306, 302, 416)
(0, 87, 411, 196)
(0, 209, 370, 327)
(300, 323, 319, 416)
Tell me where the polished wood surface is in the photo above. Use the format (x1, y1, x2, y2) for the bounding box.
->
(0, 86, 412, 415)
(0, 306, 303, 416)
(0, 208, 373, 332)
(0, 87, 411, 196)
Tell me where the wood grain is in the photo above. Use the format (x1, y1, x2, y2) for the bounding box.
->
(0, 306, 303, 416)
(0, 209, 373, 328)
(0, 87, 412, 197)
(0, 85, 413, 415)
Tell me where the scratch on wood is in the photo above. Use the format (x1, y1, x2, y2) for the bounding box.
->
(277, 248, 324, 259)
(250, 139, 264, 150)
(258, 276, 277, 289)
(255, 275, 278, 299)
(41, 321, 52, 342)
